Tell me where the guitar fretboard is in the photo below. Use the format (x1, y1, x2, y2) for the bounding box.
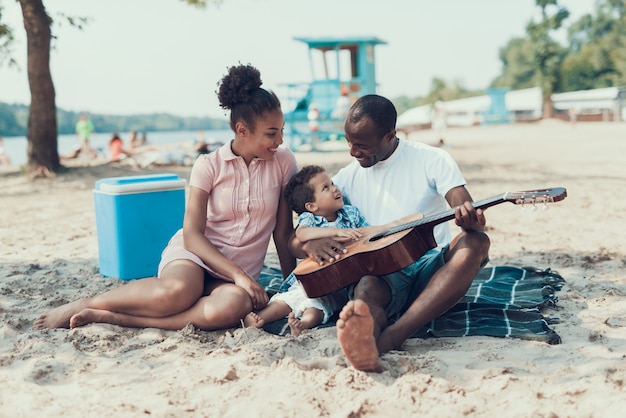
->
(372, 194, 504, 240)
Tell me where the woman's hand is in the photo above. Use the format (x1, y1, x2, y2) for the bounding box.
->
(233, 272, 269, 310)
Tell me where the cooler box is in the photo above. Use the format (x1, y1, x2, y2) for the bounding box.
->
(94, 173, 186, 280)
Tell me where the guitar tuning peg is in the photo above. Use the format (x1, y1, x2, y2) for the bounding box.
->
(542, 204, 550, 211)
(531, 204, 538, 212)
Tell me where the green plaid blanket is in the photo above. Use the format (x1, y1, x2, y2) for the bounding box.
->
(258, 265, 565, 344)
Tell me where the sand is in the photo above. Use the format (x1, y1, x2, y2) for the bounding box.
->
(1, 120, 625, 417)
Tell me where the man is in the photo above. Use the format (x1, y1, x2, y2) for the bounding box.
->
(289, 94, 490, 372)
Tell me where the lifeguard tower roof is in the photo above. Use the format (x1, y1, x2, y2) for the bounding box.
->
(293, 36, 387, 48)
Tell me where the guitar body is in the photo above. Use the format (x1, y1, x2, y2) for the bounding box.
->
(294, 213, 438, 298)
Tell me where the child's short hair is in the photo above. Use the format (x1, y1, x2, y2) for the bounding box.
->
(285, 165, 326, 215)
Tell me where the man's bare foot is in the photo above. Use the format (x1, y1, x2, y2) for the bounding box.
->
(242, 312, 265, 328)
(336, 300, 382, 372)
(33, 299, 90, 329)
(69, 308, 115, 328)
(287, 312, 306, 336)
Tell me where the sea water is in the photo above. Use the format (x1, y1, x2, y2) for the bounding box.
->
(1, 129, 235, 167)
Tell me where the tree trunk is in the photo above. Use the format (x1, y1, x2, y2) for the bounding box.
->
(543, 96, 554, 119)
(20, 0, 59, 175)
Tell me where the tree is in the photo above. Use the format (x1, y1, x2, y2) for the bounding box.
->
(419, 77, 483, 106)
(526, 0, 569, 118)
(491, 1, 569, 118)
(391, 95, 422, 117)
(0, 3, 16, 67)
(560, 46, 600, 91)
(0, 0, 217, 178)
(20, 0, 58, 175)
(491, 37, 538, 90)
(565, 0, 626, 90)
(494, 0, 626, 95)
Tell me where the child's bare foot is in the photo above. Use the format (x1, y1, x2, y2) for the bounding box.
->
(33, 299, 90, 329)
(287, 312, 306, 336)
(69, 308, 116, 328)
(336, 300, 382, 372)
(243, 312, 265, 328)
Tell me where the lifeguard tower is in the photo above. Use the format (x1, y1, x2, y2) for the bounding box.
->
(281, 36, 387, 149)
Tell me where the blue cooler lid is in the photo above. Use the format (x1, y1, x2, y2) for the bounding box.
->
(95, 173, 186, 194)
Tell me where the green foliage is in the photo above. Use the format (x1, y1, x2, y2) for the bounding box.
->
(391, 77, 485, 115)
(391, 77, 485, 116)
(564, 0, 626, 88)
(491, 38, 538, 89)
(0, 4, 17, 67)
(495, 0, 626, 96)
(420, 77, 485, 106)
(181, 0, 223, 8)
(560, 46, 600, 90)
(0, 102, 26, 136)
(391, 95, 422, 116)
(396, 0, 626, 107)
(0, 102, 229, 137)
(525, 0, 569, 99)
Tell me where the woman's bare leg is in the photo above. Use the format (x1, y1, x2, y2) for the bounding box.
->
(70, 280, 253, 330)
(34, 260, 205, 329)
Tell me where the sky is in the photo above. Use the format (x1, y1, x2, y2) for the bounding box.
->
(0, 0, 597, 120)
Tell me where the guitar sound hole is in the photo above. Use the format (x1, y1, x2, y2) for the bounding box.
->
(370, 233, 384, 242)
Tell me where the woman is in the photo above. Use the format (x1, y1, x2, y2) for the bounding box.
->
(108, 133, 129, 161)
(34, 64, 298, 331)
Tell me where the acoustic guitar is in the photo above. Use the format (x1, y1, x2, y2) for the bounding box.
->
(294, 187, 567, 298)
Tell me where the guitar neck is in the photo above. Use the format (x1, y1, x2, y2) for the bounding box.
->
(376, 193, 507, 239)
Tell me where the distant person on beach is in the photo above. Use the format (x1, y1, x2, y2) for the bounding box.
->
(569, 107, 577, 127)
(60, 146, 88, 161)
(34, 63, 298, 331)
(75, 114, 97, 159)
(289, 94, 489, 372)
(431, 101, 447, 142)
(128, 131, 148, 148)
(0, 137, 12, 165)
(191, 130, 223, 157)
(113, 131, 182, 166)
(331, 86, 351, 120)
(107, 132, 159, 164)
(244, 165, 365, 336)
(128, 130, 140, 148)
(307, 103, 320, 149)
(108, 133, 132, 162)
(139, 132, 148, 146)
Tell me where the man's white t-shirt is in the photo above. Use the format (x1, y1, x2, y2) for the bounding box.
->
(332, 139, 466, 247)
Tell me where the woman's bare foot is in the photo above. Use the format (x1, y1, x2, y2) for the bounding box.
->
(69, 308, 115, 328)
(243, 312, 265, 328)
(336, 300, 382, 372)
(33, 299, 91, 329)
(287, 312, 306, 336)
